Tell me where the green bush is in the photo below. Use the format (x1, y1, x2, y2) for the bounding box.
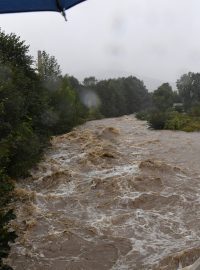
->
(0, 171, 17, 270)
(86, 108, 103, 121)
(190, 104, 200, 117)
(148, 110, 168, 129)
(148, 110, 200, 132)
(182, 117, 200, 132)
(164, 112, 189, 130)
(164, 112, 200, 132)
(135, 111, 149, 121)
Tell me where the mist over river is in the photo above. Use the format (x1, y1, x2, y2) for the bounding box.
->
(7, 115, 200, 269)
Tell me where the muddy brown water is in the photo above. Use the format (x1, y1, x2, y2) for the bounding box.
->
(7, 115, 200, 270)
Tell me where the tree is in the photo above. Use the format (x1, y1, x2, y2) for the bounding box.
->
(92, 76, 150, 118)
(83, 76, 98, 87)
(67, 75, 80, 90)
(37, 52, 89, 135)
(122, 76, 149, 114)
(37, 50, 61, 87)
(0, 29, 32, 70)
(49, 75, 88, 134)
(152, 83, 174, 111)
(177, 72, 200, 110)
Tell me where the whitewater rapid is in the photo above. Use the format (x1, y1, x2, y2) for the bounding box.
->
(7, 115, 200, 269)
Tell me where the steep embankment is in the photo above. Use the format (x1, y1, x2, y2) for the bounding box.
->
(7, 115, 200, 269)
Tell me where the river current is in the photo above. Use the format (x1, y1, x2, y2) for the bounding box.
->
(7, 115, 200, 269)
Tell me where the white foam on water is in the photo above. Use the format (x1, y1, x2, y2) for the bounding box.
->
(53, 181, 76, 197)
(87, 164, 139, 179)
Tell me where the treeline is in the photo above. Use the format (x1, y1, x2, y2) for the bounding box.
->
(136, 75, 200, 132)
(80, 76, 150, 118)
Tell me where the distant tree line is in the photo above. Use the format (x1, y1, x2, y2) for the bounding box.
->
(80, 76, 150, 118)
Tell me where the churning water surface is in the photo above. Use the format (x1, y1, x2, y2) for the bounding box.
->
(7, 115, 200, 270)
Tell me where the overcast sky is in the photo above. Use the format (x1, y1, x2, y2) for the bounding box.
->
(0, 0, 200, 90)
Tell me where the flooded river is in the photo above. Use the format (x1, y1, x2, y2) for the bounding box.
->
(7, 115, 200, 269)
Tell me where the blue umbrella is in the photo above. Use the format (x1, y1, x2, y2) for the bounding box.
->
(0, 0, 86, 20)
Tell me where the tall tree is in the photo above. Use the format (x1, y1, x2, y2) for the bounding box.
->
(37, 50, 61, 90)
(83, 76, 98, 87)
(152, 83, 174, 111)
(0, 30, 32, 70)
(177, 72, 200, 110)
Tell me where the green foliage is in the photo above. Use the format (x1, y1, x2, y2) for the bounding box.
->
(49, 75, 88, 134)
(0, 171, 14, 208)
(164, 112, 190, 130)
(37, 50, 61, 82)
(0, 29, 32, 70)
(0, 31, 52, 269)
(83, 76, 97, 87)
(148, 110, 168, 129)
(87, 107, 103, 121)
(6, 122, 45, 177)
(152, 83, 174, 111)
(146, 77, 200, 132)
(177, 72, 200, 111)
(0, 66, 50, 177)
(183, 119, 200, 132)
(135, 111, 149, 121)
(148, 110, 200, 132)
(88, 76, 151, 118)
(165, 112, 200, 132)
(0, 171, 17, 269)
(189, 103, 200, 117)
(139, 80, 200, 133)
(37, 52, 89, 134)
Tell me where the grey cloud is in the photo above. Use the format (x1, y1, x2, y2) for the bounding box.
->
(0, 0, 200, 90)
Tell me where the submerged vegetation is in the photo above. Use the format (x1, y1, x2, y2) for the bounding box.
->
(0, 29, 200, 269)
